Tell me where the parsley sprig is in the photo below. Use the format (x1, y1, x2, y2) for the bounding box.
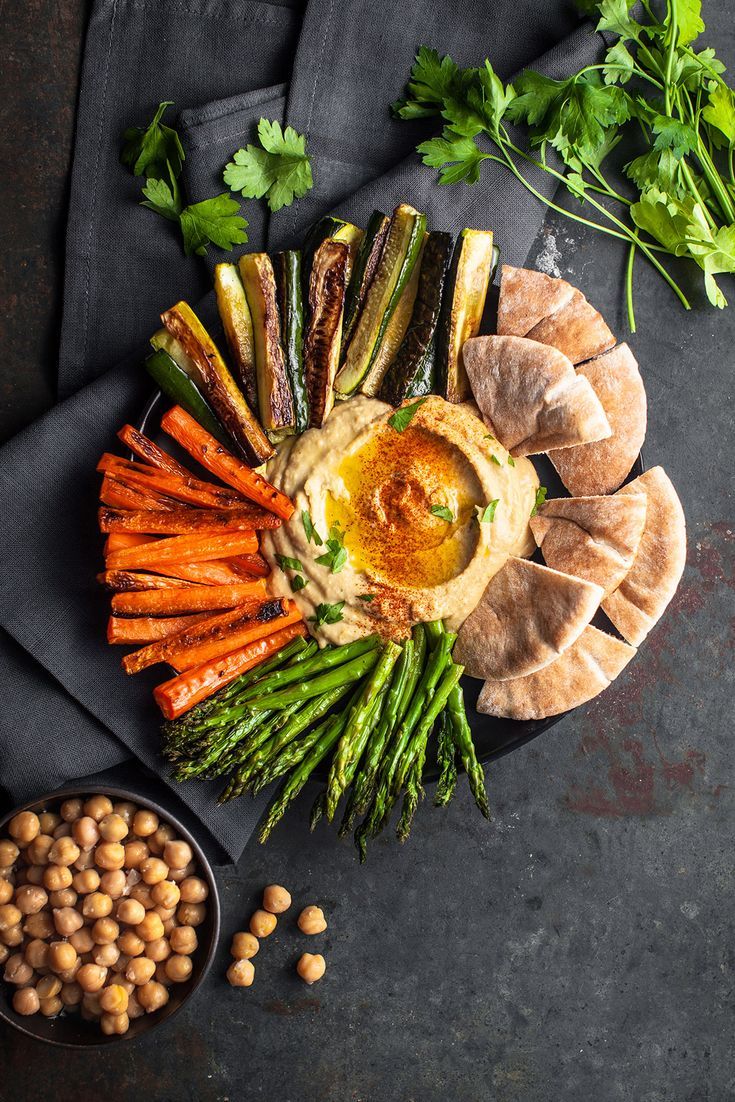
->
(224, 119, 314, 212)
(394, 2, 735, 324)
(315, 524, 348, 574)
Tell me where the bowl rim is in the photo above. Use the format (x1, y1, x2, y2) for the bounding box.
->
(0, 783, 221, 1049)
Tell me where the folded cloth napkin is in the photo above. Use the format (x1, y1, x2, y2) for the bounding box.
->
(0, 0, 604, 862)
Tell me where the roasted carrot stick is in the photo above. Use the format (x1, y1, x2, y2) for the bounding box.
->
(154, 621, 307, 719)
(97, 570, 202, 592)
(121, 597, 287, 675)
(97, 455, 244, 509)
(169, 602, 302, 673)
(111, 582, 266, 617)
(117, 424, 192, 478)
(106, 532, 259, 571)
(100, 477, 177, 512)
(98, 506, 280, 536)
(104, 532, 156, 556)
(107, 613, 211, 645)
(152, 560, 251, 586)
(229, 553, 270, 579)
(161, 406, 294, 520)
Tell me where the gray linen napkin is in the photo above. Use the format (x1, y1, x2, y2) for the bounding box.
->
(0, 0, 604, 861)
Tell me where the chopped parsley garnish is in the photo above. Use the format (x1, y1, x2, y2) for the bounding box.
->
(301, 510, 323, 546)
(357, 593, 375, 602)
(490, 454, 502, 466)
(275, 553, 304, 573)
(224, 118, 314, 213)
(388, 397, 427, 432)
(507, 455, 515, 467)
(290, 574, 308, 592)
(476, 499, 499, 523)
(308, 601, 345, 628)
(430, 504, 455, 523)
(315, 523, 348, 574)
(531, 486, 548, 517)
(483, 433, 496, 442)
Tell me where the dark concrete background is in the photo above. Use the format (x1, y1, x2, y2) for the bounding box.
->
(0, 3, 733, 1099)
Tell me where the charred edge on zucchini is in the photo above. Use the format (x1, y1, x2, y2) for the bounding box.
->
(379, 231, 453, 406)
(436, 228, 495, 404)
(274, 251, 309, 434)
(360, 233, 426, 397)
(302, 217, 363, 299)
(342, 210, 390, 350)
(159, 301, 275, 464)
(238, 253, 296, 441)
(213, 262, 258, 412)
(303, 238, 349, 428)
(145, 347, 230, 447)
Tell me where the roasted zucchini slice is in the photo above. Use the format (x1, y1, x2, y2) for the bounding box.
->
(360, 233, 426, 396)
(303, 238, 349, 427)
(274, 250, 309, 434)
(144, 347, 230, 447)
(159, 301, 275, 464)
(342, 210, 390, 348)
(238, 253, 295, 441)
(213, 262, 258, 412)
(302, 217, 364, 293)
(436, 228, 495, 403)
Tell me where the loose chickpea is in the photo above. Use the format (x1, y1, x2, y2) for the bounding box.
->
(93, 942, 120, 969)
(4, 953, 34, 985)
(0, 903, 22, 932)
(226, 959, 255, 987)
(73, 868, 100, 895)
(48, 837, 80, 867)
(100, 869, 127, 900)
(57, 961, 82, 983)
(52, 822, 72, 839)
(60, 981, 83, 1007)
(151, 880, 180, 910)
(24, 939, 49, 970)
(43, 865, 73, 892)
(231, 932, 259, 960)
(132, 810, 158, 838)
(263, 884, 291, 915)
(154, 962, 173, 986)
(153, 906, 177, 926)
(124, 840, 149, 868)
(128, 883, 155, 910)
(179, 876, 208, 904)
(116, 898, 146, 926)
(148, 823, 175, 856)
(83, 795, 113, 823)
(139, 857, 169, 886)
(95, 842, 125, 871)
(1, 926, 24, 948)
(101, 1011, 130, 1035)
(9, 811, 40, 845)
(127, 993, 144, 1020)
(164, 954, 192, 983)
(39, 812, 61, 835)
(48, 888, 77, 909)
(72, 816, 100, 850)
(60, 798, 84, 823)
(137, 980, 169, 1013)
(73, 848, 96, 871)
(13, 987, 40, 1016)
(99, 983, 129, 1015)
(0, 943, 9, 966)
(69, 927, 95, 955)
(162, 839, 192, 871)
(47, 941, 78, 973)
(0, 839, 19, 867)
(92, 917, 119, 946)
(113, 801, 137, 827)
(144, 937, 170, 963)
(98, 814, 129, 844)
(82, 892, 113, 920)
(249, 910, 276, 938)
(112, 952, 130, 975)
(81, 991, 102, 1019)
(26, 835, 54, 866)
(169, 861, 196, 884)
(53, 906, 84, 937)
(296, 953, 326, 985)
(117, 978, 136, 995)
(125, 956, 156, 985)
(24, 866, 44, 886)
(297, 905, 328, 935)
(36, 974, 62, 1000)
(77, 963, 108, 993)
(0, 880, 14, 905)
(117, 930, 145, 957)
(169, 926, 197, 956)
(39, 995, 63, 1017)
(162, 918, 176, 937)
(15, 885, 48, 916)
(136, 912, 165, 943)
(23, 911, 54, 940)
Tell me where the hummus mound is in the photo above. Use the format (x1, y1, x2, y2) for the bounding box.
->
(263, 395, 539, 644)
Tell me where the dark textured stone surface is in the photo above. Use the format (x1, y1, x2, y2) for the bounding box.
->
(0, 3, 733, 1099)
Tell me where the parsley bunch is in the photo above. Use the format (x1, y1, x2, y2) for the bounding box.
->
(393, 0, 735, 327)
(224, 119, 314, 212)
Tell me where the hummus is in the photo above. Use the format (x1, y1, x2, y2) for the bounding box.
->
(262, 395, 539, 644)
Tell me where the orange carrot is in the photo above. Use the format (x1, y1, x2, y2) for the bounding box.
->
(153, 622, 307, 719)
(151, 559, 251, 586)
(97, 570, 202, 592)
(111, 582, 266, 617)
(106, 532, 258, 571)
(117, 424, 192, 478)
(100, 477, 176, 512)
(97, 454, 244, 509)
(107, 614, 211, 645)
(229, 553, 270, 579)
(161, 406, 294, 520)
(104, 532, 156, 556)
(121, 597, 287, 674)
(169, 602, 302, 673)
(98, 506, 280, 536)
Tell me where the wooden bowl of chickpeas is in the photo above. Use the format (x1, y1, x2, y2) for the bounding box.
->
(0, 786, 220, 1046)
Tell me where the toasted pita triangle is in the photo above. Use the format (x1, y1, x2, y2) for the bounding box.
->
(497, 265, 576, 337)
(463, 335, 611, 457)
(526, 289, 616, 364)
(550, 344, 647, 496)
(477, 625, 636, 720)
(454, 557, 603, 681)
(530, 493, 647, 598)
(601, 467, 686, 646)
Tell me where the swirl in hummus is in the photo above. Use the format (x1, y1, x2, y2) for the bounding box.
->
(262, 395, 539, 644)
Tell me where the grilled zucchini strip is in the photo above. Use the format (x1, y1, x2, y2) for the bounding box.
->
(436, 228, 495, 403)
(238, 253, 295, 441)
(303, 238, 349, 427)
(274, 251, 309, 433)
(213, 263, 258, 413)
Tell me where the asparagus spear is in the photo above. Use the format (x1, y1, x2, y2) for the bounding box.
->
(396, 758, 422, 842)
(446, 680, 490, 819)
(249, 649, 379, 712)
(309, 790, 328, 831)
(434, 709, 458, 806)
(252, 715, 335, 794)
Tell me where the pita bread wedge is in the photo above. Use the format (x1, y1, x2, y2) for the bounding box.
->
(463, 335, 611, 457)
(526, 289, 616, 364)
(496, 265, 576, 337)
(550, 344, 647, 496)
(530, 493, 647, 598)
(601, 467, 686, 646)
(477, 625, 636, 720)
(454, 557, 603, 681)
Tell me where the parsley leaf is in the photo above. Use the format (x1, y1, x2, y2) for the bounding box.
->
(418, 132, 485, 185)
(141, 175, 182, 222)
(391, 46, 461, 118)
(179, 195, 248, 257)
(121, 102, 185, 179)
(490, 454, 502, 466)
(276, 554, 304, 573)
(430, 504, 455, 523)
(315, 526, 348, 574)
(291, 574, 308, 592)
(668, 0, 704, 46)
(301, 511, 323, 546)
(224, 118, 314, 212)
(476, 500, 499, 523)
(531, 486, 548, 517)
(308, 601, 345, 628)
(702, 83, 735, 146)
(507, 456, 515, 467)
(357, 593, 375, 603)
(387, 398, 427, 432)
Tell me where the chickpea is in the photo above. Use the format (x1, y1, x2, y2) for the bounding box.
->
(226, 959, 254, 987)
(162, 840, 192, 871)
(132, 810, 158, 838)
(128, 884, 154, 910)
(72, 816, 100, 850)
(101, 1011, 130, 1036)
(23, 911, 54, 940)
(57, 961, 82, 983)
(97, 814, 128, 844)
(231, 932, 259, 960)
(9, 811, 40, 845)
(117, 978, 136, 995)
(0, 839, 19, 867)
(69, 927, 95, 955)
(60, 981, 83, 1007)
(36, 974, 62, 999)
(127, 993, 144, 1020)
(48, 837, 80, 867)
(52, 822, 72, 839)
(40, 812, 62, 835)
(137, 980, 169, 1013)
(148, 823, 175, 856)
(263, 884, 291, 914)
(296, 953, 326, 985)
(169, 861, 196, 884)
(82, 892, 113, 919)
(0, 943, 9, 966)
(24, 866, 44, 886)
(93, 942, 120, 969)
(4, 953, 34, 985)
(48, 888, 77, 909)
(95, 842, 125, 871)
(150, 880, 180, 910)
(47, 941, 78, 973)
(53, 906, 84, 937)
(249, 910, 276, 939)
(26, 835, 54, 866)
(43, 865, 73, 892)
(297, 906, 328, 935)
(136, 912, 165, 943)
(116, 898, 146, 926)
(73, 848, 96, 871)
(60, 798, 84, 822)
(92, 917, 119, 945)
(0, 903, 22, 931)
(164, 954, 193, 983)
(124, 840, 149, 868)
(99, 983, 129, 1015)
(81, 991, 102, 1019)
(113, 801, 137, 827)
(77, 963, 108, 992)
(125, 956, 156, 986)
(117, 930, 145, 957)
(1, 926, 23, 948)
(83, 795, 113, 823)
(144, 937, 170, 963)
(179, 876, 208, 904)
(73, 868, 100, 895)
(100, 869, 127, 899)
(13, 987, 40, 1016)
(139, 857, 169, 886)
(0, 880, 14, 905)
(154, 962, 173, 987)
(14, 885, 48, 916)
(162, 917, 176, 937)
(170, 926, 197, 956)
(24, 939, 49, 970)
(39, 995, 63, 1017)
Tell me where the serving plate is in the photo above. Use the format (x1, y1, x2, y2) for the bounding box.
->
(136, 390, 643, 782)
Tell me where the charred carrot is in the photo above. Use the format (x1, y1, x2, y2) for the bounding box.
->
(97, 455, 243, 509)
(106, 532, 258, 571)
(117, 424, 192, 478)
(152, 560, 251, 586)
(154, 621, 307, 719)
(107, 613, 211, 645)
(229, 553, 270, 579)
(100, 477, 176, 512)
(97, 570, 202, 592)
(161, 406, 294, 520)
(104, 532, 156, 556)
(98, 506, 280, 536)
(169, 602, 302, 673)
(111, 582, 266, 617)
